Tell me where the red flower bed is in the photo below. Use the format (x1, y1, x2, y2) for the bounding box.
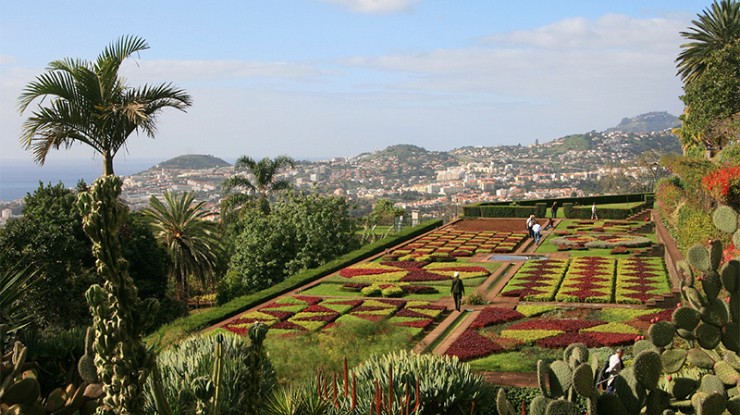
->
(469, 307, 525, 329)
(271, 320, 307, 331)
(507, 319, 603, 332)
(395, 308, 433, 319)
(636, 308, 674, 322)
(352, 306, 391, 313)
(702, 165, 740, 203)
(303, 304, 338, 313)
(536, 332, 602, 348)
(395, 319, 434, 329)
(380, 261, 430, 268)
(295, 296, 324, 305)
(401, 285, 438, 294)
(352, 314, 386, 322)
(444, 330, 503, 361)
(260, 310, 294, 321)
(582, 332, 635, 346)
(342, 282, 369, 291)
(399, 269, 449, 282)
(222, 325, 249, 336)
(339, 268, 394, 278)
(292, 313, 339, 322)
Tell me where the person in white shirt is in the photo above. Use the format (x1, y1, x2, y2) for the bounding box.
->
(591, 202, 598, 220)
(532, 222, 542, 245)
(605, 348, 624, 393)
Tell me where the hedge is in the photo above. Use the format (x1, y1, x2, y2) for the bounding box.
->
(464, 193, 654, 218)
(146, 219, 443, 350)
(562, 202, 648, 220)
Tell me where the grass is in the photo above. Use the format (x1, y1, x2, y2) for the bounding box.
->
(468, 348, 561, 372)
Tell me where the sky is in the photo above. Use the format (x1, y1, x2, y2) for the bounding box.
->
(0, 0, 711, 170)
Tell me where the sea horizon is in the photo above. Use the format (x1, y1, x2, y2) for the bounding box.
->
(0, 158, 161, 202)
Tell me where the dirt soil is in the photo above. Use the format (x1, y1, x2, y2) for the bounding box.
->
(450, 218, 528, 233)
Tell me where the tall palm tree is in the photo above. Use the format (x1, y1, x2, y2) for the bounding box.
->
(17, 35, 192, 176)
(223, 155, 296, 214)
(143, 191, 222, 300)
(676, 0, 740, 85)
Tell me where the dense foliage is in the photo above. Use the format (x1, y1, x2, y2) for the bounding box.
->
(220, 190, 359, 301)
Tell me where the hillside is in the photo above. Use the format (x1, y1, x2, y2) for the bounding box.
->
(155, 154, 231, 170)
(607, 111, 680, 133)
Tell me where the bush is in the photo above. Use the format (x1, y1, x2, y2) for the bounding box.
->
(144, 331, 275, 415)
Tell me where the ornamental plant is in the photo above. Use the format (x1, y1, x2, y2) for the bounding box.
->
(702, 165, 740, 204)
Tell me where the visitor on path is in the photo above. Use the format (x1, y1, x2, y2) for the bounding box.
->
(603, 348, 624, 393)
(543, 217, 554, 230)
(526, 214, 536, 238)
(532, 222, 542, 245)
(450, 272, 465, 312)
(591, 202, 598, 220)
(551, 201, 558, 219)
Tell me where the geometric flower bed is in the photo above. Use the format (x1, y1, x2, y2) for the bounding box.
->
(563, 220, 650, 234)
(501, 256, 670, 305)
(550, 234, 651, 249)
(338, 261, 490, 283)
(443, 305, 666, 362)
(499, 259, 569, 301)
(388, 228, 527, 259)
(615, 257, 671, 304)
(220, 295, 445, 339)
(554, 257, 615, 303)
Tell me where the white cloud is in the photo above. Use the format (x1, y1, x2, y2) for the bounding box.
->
(320, 0, 420, 14)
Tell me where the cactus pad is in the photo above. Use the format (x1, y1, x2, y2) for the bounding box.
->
(720, 259, 740, 292)
(671, 377, 699, 400)
(687, 244, 711, 272)
(673, 306, 701, 331)
(713, 205, 738, 234)
(692, 391, 727, 415)
(702, 271, 724, 303)
(537, 359, 550, 398)
(497, 387, 516, 415)
(3, 377, 41, 405)
(734, 230, 740, 252)
(683, 286, 707, 309)
(714, 361, 740, 385)
(572, 363, 595, 398)
(727, 396, 740, 415)
(723, 321, 740, 353)
(699, 374, 725, 395)
(676, 328, 697, 341)
(661, 349, 687, 374)
(677, 261, 695, 286)
(687, 348, 716, 369)
(633, 339, 659, 355)
(696, 322, 722, 349)
(709, 240, 723, 272)
(564, 343, 589, 368)
(634, 350, 662, 391)
(529, 396, 551, 415)
(731, 292, 740, 323)
(549, 360, 572, 396)
(596, 391, 629, 415)
(545, 399, 580, 415)
(645, 389, 671, 415)
(701, 297, 729, 326)
(648, 321, 676, 348)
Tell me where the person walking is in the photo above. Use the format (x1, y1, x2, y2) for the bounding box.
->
(450, 272, 465, 312)
(543, 217, 554, 230)
(551, 201, 558, 219)
(604, 348, 624, 393)
(591, 202, 598, 220)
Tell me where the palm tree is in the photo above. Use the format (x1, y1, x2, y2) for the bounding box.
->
(223, 155, 296, 214)
(17, 35, 192, 176)
(143, 191, 222, 300)
(676, 0, 740, 85)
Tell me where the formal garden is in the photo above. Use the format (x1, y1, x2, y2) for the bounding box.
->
(2, 1, 740, 414)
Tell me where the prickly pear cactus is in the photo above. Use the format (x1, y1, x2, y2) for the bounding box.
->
(77, 176, 160, 415)
(643, 202, 740, 415)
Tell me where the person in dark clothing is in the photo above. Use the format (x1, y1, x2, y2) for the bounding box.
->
(551, 201, 558, 219)
(450, 272, 465, 312)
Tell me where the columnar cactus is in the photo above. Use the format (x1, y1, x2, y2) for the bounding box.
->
(77, 176, 160, 414)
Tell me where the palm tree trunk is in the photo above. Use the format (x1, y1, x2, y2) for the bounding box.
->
(103, 153, 115, 176)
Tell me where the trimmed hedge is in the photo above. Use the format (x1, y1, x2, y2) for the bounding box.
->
(145, 219, 442, 350)
(465, 194, 654, 218)
(562, 202, 648, 219)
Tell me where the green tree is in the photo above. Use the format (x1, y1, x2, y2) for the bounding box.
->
(676, 0, 740, 157)
(17, 35, 192, 176)
(143, 191, 223, 300)
(676, 0, 740, 84)
(220, 191, 358, 300)
(222, 155, 295, 215)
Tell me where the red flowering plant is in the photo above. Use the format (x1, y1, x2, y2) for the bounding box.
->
(469, 307, 525, 329)
(444, 330, 503, 361)
(702, 165, 740, 203)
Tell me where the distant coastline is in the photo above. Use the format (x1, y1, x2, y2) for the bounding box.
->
(0, 158, 159, 202)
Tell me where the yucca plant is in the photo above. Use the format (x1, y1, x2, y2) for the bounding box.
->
(0, 256, 37, 339)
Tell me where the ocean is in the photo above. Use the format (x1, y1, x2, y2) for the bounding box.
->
(0, 158, 159, 202)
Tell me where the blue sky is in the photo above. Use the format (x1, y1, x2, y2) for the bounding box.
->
(0, 0, 710, 169)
